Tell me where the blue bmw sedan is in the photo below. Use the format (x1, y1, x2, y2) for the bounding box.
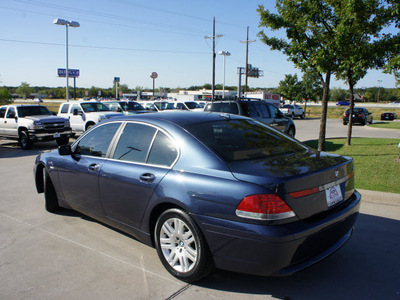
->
(34, 111, 361, 282)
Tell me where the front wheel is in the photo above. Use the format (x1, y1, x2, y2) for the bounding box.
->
(287, 126, 295, 138)
(19, 130, 32, 150)
(44, 170, 61, 212)
(300, 113, 305, 119)
(154, 208, 214, 282)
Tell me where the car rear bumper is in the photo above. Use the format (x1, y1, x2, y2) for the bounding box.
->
(193, 190, 361, 277)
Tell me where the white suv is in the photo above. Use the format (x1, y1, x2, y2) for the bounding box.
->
(58, 101, 123, 132)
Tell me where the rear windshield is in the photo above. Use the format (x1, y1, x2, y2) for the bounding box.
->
(17, 106, 52, 117)
(185, 119, 306, 162)
(121, 101, 145, 111)
(204, 102, 239, 115)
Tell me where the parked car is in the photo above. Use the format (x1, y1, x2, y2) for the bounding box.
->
(0, 104, 73, 149)
(153, 101, 176, 111)
(280, 104, 305, 119)
(33, 98, 43, 103)
(34, 111, 360, 282)
(138, 101, 159, 111)
(343, 107, 373, 125)
(57, 101, 123, 132)
(102, 100, 149, 115)
(173, 101, 204, 111)
(336, 101, 351, 106)
(204, 100, 296, 137)
(381, 112, 397, 120)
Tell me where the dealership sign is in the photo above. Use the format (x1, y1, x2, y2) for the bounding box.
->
(58, 68, 80, 78)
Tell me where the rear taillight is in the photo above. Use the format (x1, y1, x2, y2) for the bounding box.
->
(358, 113, 363, 117)
(236, 194, 296, 220)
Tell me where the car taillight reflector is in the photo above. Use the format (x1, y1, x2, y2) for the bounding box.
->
(236, 194, 295, 220)
(290, 187, 319, 199)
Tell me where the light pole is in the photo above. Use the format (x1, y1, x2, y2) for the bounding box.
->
(53, 18, 80, 102)
(218, 51, 231, 99)
(377, 80, 382, 103)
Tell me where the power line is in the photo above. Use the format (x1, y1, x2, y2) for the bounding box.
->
(0, 38, 210, 54)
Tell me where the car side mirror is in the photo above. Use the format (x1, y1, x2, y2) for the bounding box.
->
(73, 109, 78, 116)
(58, 144, 73, 156)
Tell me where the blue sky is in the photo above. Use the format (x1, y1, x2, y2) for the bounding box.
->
(0, 0, 398, 90)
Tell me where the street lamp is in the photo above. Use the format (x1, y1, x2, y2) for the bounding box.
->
(53, 18, 80, 102)
(377, 80, 382, 103)
(218, 51, 231, 99)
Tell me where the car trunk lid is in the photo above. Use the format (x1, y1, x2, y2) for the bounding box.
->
(229, 150, 355, 220)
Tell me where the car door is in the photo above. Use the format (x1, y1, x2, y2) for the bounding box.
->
(267, 103, 287, 132)
(0, 107, 7, 135)
(4, 107, 19, 138)
(57, 122, 122, 215)
(69, 104, 85, 131)
(99, 122, 178, 229)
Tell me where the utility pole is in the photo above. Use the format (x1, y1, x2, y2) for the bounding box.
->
(240, 26, 256, 95)
(205, 17, 223, 100)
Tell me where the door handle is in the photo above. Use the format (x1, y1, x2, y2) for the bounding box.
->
(140, 173, 156, 183)
(88, 164, 100, 172)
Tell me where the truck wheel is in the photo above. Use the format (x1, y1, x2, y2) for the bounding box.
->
(300, 113, 305, 119)
(44, 170, 61, 212)
(85, 123, 95, 131)
(19, 130, 32, 150)
(56, 138, 69, 146)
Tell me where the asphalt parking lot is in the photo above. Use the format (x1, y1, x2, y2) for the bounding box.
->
(1, 119, 400, 300)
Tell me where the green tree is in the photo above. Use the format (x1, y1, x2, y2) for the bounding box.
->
(330, 87, 348, 102)
(299, 69, 323, 113)
(16, 82, 32, 99)
(0, 87, 12, 105)
(277, 74, 301, 102)
(333, 0, 388, 146)
(258, 1, 340, 151)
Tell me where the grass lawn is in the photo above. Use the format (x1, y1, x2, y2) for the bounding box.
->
(369, 122, 400, 129)
(305, 138, 400, 194)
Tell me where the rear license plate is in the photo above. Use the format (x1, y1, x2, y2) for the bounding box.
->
(53, 133, 60, 138)
(326, 184, 343, 207)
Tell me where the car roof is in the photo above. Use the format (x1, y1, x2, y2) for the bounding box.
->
(0, 104, 43, 108)
(106, 111, 246, 127)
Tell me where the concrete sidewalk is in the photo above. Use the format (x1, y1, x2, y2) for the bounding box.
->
(358, 189, 400, 206)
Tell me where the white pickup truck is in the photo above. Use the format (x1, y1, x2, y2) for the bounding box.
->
(58, 101, 124, 133)
(280, 104, 305, 119)
(0, 104, 74, 149)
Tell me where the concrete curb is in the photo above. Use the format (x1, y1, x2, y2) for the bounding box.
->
(358, 189, 400, 206)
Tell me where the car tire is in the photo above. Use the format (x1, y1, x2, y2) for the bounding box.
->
(291, 113, 295, 119)
(85, 123, 95, 131)
(19, 130, 32, 150)
(56, 138, 69, 146)
(44, 170, 61, 212)
(287, 126, 295, 138)
(154, 208, 214, 283)
(343, 122, 348, 125)
(300, 113, 305, 119)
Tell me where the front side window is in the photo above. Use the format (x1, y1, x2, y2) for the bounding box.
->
(75, 122, 121, 157)
(268, 104, 281, 118)
(113, 123, 157, 163)
(60, 104, 69, 113)
(6, 107, 16, 118)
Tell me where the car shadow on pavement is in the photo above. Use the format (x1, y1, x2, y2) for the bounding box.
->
(196, 213, 400, 300)
(0, 141, 60, 158)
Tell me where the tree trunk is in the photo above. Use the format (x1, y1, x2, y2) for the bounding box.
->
(346, 81, 355, 146)
(318, 72, 331, 152)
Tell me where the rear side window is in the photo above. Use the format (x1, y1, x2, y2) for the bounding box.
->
(113, 123, 156, 163)
(241, 102, 260, 118)
(147, 131, 178, 166)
